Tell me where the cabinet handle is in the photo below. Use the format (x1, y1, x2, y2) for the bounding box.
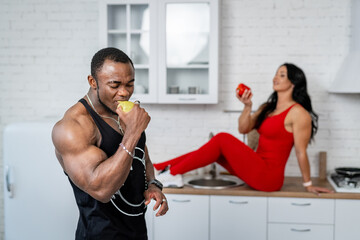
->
(291, 203, 311, 206)
(178, 98, 197, 101)
(172, 199, 191, 203)
(5, 165, 14, 198)
(229, 200, 248, 205)
(290, 228, 311, 232)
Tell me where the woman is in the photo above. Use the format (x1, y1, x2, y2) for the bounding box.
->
(154, 63, 332, 194)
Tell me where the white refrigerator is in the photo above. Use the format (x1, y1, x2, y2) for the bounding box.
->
(3, 122, 78, 240)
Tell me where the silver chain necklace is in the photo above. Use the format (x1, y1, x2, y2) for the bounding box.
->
(86, 94, 124, 135)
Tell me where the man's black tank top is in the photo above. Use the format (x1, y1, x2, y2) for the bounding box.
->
(68, 98, 148, 240)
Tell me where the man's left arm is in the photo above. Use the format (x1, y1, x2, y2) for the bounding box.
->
(144, 145, 169, 216)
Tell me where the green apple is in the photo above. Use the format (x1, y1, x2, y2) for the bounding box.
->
(117, 101, 134, 113)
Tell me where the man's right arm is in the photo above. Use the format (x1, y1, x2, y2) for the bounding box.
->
(52, 119, 136, 203)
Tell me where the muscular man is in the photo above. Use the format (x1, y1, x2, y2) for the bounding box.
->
(52, 47, 168, 239)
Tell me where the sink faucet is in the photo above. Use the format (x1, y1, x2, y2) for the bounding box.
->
(208, 132, 216, 179)
(209, 163, 217, 179)
(209, 132, 214, 139)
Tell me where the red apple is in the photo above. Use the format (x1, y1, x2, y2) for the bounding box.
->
(236, 83, 251, 97)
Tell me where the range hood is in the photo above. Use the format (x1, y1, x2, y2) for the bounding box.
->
(329, 0, 360, 93)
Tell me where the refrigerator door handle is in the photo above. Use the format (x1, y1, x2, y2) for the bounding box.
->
(5, 165, 14, 198)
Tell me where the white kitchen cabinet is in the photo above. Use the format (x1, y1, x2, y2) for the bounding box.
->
(157, 0, 219, 104)
(99, 0, 219, 104)
(268, 223, 334, 240)
(99, 0, 158, 103)
(153, 194, 209, 240)
(268, 197, 335, 240)
(335, 199, 360, 240)
(149, 193, 360, 240)
(210, 196, 267, 240)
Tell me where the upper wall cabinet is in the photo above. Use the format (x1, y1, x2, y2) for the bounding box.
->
(99, 0, 158, 103)
(99, 0, 219, 104)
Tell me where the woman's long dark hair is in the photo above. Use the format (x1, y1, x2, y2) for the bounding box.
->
(254, 63, 318, 141)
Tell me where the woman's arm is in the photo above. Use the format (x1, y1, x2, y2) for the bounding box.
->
(237, 89, 262, 134)
(292, 106, 333, 194)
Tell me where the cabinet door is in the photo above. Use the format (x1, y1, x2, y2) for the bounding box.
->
(154, 194, 209, 240)
(210, 196, 267, 240)
(268, 223, 334, 240)
(335, 199, 360, 240)
(158, 0, 219, 104)
(99, 0, 158, 103)
(268, 197, 334, 224)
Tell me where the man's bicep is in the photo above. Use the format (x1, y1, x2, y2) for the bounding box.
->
(53, 124, 107, 189)
(62, 144, 108, 190)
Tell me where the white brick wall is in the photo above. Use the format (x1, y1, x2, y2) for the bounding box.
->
(0, 0, 358, 238)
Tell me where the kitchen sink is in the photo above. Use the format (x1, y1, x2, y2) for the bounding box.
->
(185, 175, 245, 189)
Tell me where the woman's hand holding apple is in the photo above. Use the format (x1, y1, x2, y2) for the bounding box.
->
(236, 83, 253, 107)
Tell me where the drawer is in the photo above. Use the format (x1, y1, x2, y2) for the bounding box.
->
(268, 223, 334, 240)
(268, 197, 334, 224)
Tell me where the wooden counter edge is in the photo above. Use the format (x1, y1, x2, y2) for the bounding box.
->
(162, 176, 360, 200)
